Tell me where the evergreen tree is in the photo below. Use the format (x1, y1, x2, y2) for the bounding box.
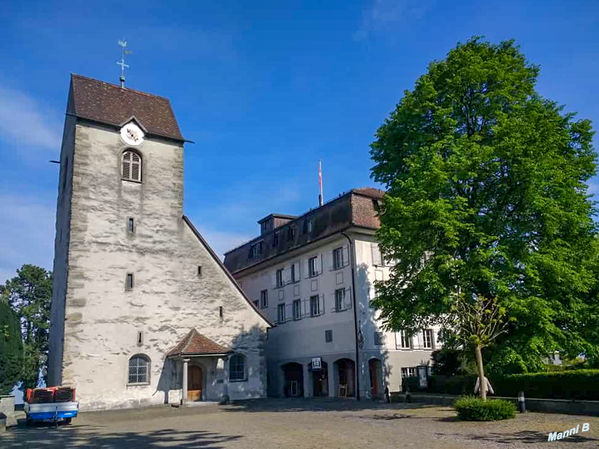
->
(3, 264, 53, 389)
(0, 299, 24, 394)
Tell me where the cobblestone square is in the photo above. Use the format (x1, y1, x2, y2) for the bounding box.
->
(2, 399, 598, 449)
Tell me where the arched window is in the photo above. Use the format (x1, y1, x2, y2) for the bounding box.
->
(128, 354, 150, 384)
(229, 353, 246, 381)
(122, 150, 142, 182)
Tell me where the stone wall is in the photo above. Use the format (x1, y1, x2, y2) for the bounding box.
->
(48, 117, 269, 410)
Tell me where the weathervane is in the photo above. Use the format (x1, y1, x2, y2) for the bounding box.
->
(116, 39, 132, 88)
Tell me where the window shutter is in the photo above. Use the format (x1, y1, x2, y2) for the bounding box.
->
(328, 250, 334, 271)
(284, 266, 291, 284)
(344, 287, 352, 309)
(123, 158, 131, 179)
(371, 243, 382, 266)
(271, 271, 277, 288)
(319, 294, 325, 316)
(302, 299, 309, 317)
(131, 162, 140, 181)
(294, 262, 300, 280)
(316, 254, 322, 274)
(304, 259, 310, 279)
(342, 245, 349, 267)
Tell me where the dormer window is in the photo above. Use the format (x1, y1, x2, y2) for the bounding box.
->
(122, 150, 142, 182)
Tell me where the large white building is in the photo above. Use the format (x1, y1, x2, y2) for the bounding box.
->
(224, 188, 440, 399)
(47, 75, 271, 410)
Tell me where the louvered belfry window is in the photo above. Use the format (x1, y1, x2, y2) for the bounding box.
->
(122, 150, 142, 182)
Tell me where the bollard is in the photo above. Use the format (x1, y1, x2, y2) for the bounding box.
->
(518, 391, 526, 413)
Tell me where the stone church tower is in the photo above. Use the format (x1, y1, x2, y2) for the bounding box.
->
(47, 74, 271, 410)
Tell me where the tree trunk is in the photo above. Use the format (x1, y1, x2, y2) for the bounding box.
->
(474, 344, 487, 401)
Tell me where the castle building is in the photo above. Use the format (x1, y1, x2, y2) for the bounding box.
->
(47, 75, 271, 410)
(223, 188, 440, 399)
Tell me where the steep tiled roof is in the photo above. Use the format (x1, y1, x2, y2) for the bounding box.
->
(167, 329, 232, 357)
(69, 74, 184, 142)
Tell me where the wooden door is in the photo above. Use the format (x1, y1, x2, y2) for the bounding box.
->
(369, 359, 380, 397)
(187, 365, 202, 401)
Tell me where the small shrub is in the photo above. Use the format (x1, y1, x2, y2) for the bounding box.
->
(454, 396, 516, 421)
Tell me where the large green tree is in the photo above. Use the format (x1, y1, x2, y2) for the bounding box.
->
(0, 299, 24, 394)
(2, 264, 53, 389)
(370, 37, 599, 384)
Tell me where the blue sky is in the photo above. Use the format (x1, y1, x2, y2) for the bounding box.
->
(0, 0, 598, 281)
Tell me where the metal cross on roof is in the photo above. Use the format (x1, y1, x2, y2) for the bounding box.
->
(116, 39, 131, 88)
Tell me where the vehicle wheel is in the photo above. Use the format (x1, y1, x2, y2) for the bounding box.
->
(64, 418, 72, 424)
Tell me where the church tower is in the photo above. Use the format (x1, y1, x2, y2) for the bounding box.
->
(48, 75, 270, 410)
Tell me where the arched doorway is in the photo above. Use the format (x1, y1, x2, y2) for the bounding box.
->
(368, 358, 383, 398)
(334, 358, 355, 398)
(281, 362, 304, 397)
(310, 360, 328, 397)
(188, 365, 203, 401)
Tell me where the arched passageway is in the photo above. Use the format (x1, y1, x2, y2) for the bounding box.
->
(281, 362, 304, 397)
(334, 358, 355, 397)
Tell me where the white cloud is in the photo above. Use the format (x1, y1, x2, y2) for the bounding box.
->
(354, 0, 433, 41)
(0, 84, 61, 152)
(0, 193, 55, 283)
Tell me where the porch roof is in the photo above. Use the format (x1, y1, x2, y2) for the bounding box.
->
(167, 328, 232, 358)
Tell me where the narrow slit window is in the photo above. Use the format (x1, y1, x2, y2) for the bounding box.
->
(137, 331, 143, 345)
(126, 273, 134, 290)
(197, 266, 202, 276)
(219, 306, 223, 319)
(128, 217, 135, 233)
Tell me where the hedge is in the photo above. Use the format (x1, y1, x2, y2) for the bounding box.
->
(422, 371, 599, 400)
(454, 396, 516, 421)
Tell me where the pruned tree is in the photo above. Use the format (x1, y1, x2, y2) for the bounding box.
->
(451, 296, 508, 400)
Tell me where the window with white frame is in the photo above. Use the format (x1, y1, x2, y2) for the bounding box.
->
(260, 290, 268, 308)
(396, 330, 411, 349)
(310, 295, 320, 317)
(333, 247, 344, 270)
(335, 288, 345, 312)
(276, 269, 284, 288)
(292, 299, 302, 320)
(290, 263, 297, 283)
(277, 303, 286, 323)
(122, 150, 142, 182)
(229, 353, 246, 381)
(308, 256, 318, 277)
(422, 329, 434, 349)
(128, 354, 150, 384)
(401, 367, 417, 378)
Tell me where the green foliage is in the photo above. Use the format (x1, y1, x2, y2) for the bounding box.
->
(0, 300, 24, 394)
(2, 264, 53, 389)
(370, 36, 599, 372)
(431, 348, 462, 376)
(492, 370, 599, 400)
(454, 396, 516, 421)
(427, 370, 599, 400)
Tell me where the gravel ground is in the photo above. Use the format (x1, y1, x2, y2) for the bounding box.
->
(2, 398, 597, 449)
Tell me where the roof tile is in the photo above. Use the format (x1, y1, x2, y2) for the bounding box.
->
(69, 74, 184, 141)
(167, 329, 231, 357)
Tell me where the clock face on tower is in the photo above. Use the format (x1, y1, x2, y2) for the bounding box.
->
(120, 122, 144, 146)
